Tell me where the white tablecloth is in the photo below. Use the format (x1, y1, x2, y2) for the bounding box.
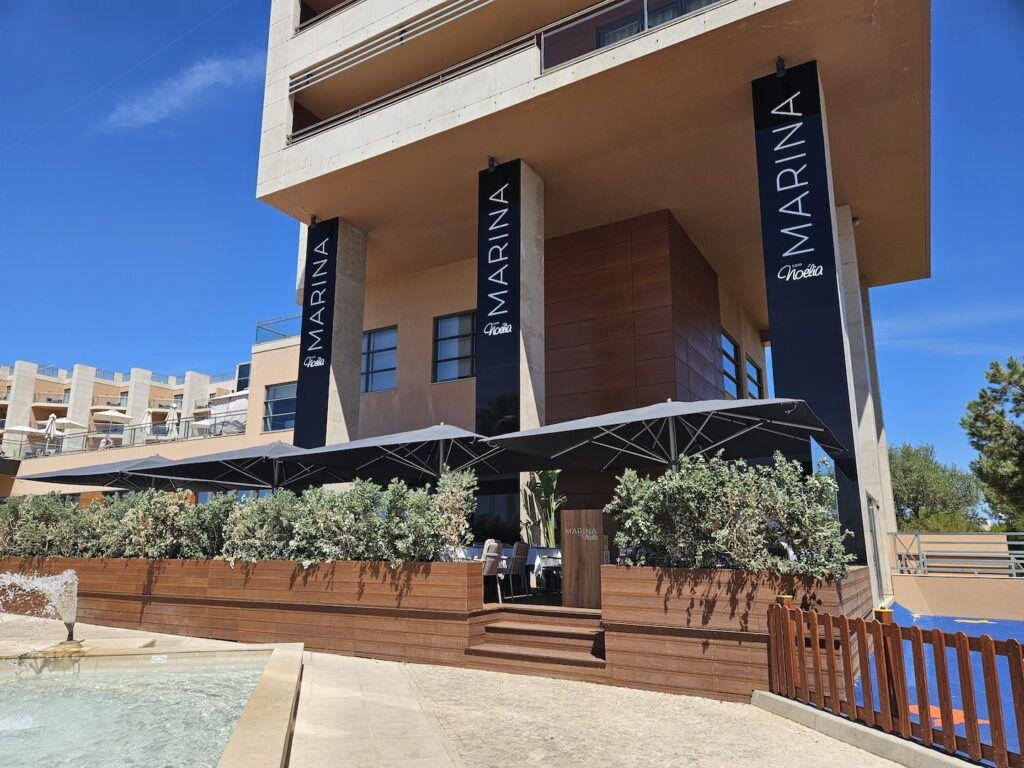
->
(458, 545, 561, 576)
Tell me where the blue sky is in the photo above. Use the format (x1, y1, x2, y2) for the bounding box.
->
(1, 1, 1021, 469)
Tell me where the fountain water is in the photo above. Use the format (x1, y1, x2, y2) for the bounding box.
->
(0, 570, 79, 644)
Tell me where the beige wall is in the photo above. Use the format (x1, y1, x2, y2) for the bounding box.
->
(893, 574, 1024, 621)
(359, 258, 477, 437)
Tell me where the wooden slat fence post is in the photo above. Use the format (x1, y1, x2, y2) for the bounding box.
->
(808, 610, 825, 710)
(1008, 639, 1024, 768)
(822, 613, 839, 714)
(955, 631, 983, 763)
(980, 634, 1009, 768)
(855, 617, 876, 727)
(909, 626, 932, 749)
(932, 628, 957, 756)
(837, 614, 858, 720)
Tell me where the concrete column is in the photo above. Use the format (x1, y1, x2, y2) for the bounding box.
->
(519, 161, 545, 431)
(65, 364, 96, 452)
(125, 368, 152, 446)
(2, 360, 37, 458)
(862, 289, 898, 534)
(325, 221, 367, 444)
(182, 371, 211, 420)
(835, 205, 894, 598)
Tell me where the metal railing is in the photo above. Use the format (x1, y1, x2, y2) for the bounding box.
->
(255, 314, 302, 343)
(6, 410, 249, 461)
(92, 394, 129, 408)
(149, 397, 184, 410)
(890, 532, 1024, 578)
(288, 0, 728, 144)
(36, 365, 63, 378)
(151, 372, 176, 385)
(33, 391, 69, 405)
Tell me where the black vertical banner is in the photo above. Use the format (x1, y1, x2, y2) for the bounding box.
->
(475, 160, 522, 436)
(293, 217, 339, 448)
(751, 60, 865, 562)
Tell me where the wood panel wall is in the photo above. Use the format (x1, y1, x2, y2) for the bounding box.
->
(601, 565, 872, 702)
(544, 210, 723, 509)
(1, 558, 483, 667)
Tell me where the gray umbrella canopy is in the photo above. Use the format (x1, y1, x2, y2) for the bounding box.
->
(287, 424, 544, 483)
(487, 398, 848, 472)
(21, 455, 203, 492)
(131, 441, 337, 490)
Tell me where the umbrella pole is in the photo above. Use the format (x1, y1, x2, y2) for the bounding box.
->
(437, 439, 446, 478)
(668, 416, 679, 472)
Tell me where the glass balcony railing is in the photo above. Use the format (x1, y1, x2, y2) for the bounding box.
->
(95, 369, 128, 382)
(93, 394, 129, 408)
(541, 0, 723, 70)
(7, 409, 249, 460)
(255, 314, 302, 343)
(33, 391, 70, 405)
(149, 398, 184, 410)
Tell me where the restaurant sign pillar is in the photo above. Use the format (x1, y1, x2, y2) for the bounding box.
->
(751, 60, 869, 566)
(474, 159, 545, 437)
(293, 217, 366, 448)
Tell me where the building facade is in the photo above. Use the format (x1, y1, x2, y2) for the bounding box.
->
(7, 0, 929, 604)
(255, 0, 929, 599)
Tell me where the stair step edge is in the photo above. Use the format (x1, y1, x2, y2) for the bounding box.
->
(466, 643, 606, 667)
(485, 621, 603, 637)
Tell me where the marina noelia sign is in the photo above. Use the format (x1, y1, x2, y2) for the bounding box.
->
(293, 217, 339, 449)
(475, 160, 522, 436)
(751, 61, 864, 561)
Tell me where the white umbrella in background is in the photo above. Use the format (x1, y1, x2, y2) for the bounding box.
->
(54, 417, 87, 430)
(3, 425, 46, 435)
(42, 413, 65, 453)
(165, 406, 180, 440)
(93, 409, 132, 424)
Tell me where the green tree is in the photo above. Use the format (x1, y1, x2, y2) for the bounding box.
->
(888, 443, 984, 532)
(962, 356, 1024, 530)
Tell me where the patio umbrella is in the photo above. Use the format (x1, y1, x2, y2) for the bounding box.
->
(3, 425, 46, 436)
(93, 409, 132, 424)
(285, 423, 548, 483)
(130, 441, 333, 491)
(54, 417, 88, 430)
(165, 406, 180, 440)
(20, 455, 209, 491)
(486, 398, 849, 473)
(41, 414, 65, 453)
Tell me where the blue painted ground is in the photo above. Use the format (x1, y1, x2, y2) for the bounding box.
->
(854, 603, 1024, 756)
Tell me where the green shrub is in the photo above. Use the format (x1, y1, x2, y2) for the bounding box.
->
(433, 469, 478, 559)
(606, 452, 853, 580)
(221, 490, 300, 563)
(287, 486, 358, 568)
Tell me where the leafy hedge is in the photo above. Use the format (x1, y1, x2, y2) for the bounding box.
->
(606, 452, 853, 579)
(0, 471, 478, 569)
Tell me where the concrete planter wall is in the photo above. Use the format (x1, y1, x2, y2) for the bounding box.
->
(600, 564, 872, 701)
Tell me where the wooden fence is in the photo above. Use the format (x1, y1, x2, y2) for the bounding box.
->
(767, 600, 1024, 767)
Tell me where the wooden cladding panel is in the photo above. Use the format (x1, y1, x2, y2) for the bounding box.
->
(544, 210, 722, 429)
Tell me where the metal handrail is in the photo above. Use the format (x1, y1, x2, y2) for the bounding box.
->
(290, 34, 536, 143)
(890, 531, 1024, 578)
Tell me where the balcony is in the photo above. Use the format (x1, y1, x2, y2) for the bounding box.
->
(95, 368, 128, 382)
(255, 313, 301, 343)
(12, 409, 249, 461)
(33, 391, 70, 405)
(296, 0, 360, 31)
(149, 397, 184, 411)
(92, 394, 129, 408)
(286, 0, 726, 143)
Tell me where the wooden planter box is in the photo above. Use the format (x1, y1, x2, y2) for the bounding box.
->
(600, 564, 871, 701)
(0, 557, 483, 665)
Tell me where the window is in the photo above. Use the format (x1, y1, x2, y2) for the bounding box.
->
(361, 326, 397, 393)
(648, 0, 681, 27)
(746, 357, 764, 399)
(721, 332, 741, 398)
(236, 362, 251, 391)
(263, 382, 297, 431)
(433, 312, 475, 383)
(596, 12, 642, 48)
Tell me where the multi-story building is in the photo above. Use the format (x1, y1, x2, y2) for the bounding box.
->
(9, 0, 929, 604)
(2, 319, 304, 498)
(253, 0, 929, 600)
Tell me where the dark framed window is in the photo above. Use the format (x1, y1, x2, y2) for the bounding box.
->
(263, 381, 297, 431)
(648, 0, 681, 27)
(361, 326, 397, 393)
(433, 311, 475, 383)
(236, 362, 251, 391)
(746, 356, 764, 399)
(596, 11, 643, 48)
(721, 331, 741, 398)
